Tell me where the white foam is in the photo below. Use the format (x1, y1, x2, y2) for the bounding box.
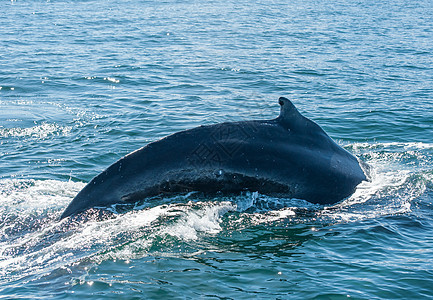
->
(0, 180, 77, 276)
(350, 141, 433, 151)
(0, 179, 84, 216)
(0, 122, 72, 139)
(246, 208, 296, 226)
(320, 141, 432, 222)
(163, 201, 236, 240)
(0, 178, 237, 278)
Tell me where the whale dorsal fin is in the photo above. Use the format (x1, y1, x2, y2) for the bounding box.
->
(276, 97, 327, 136)
(277, 97, 303, 122)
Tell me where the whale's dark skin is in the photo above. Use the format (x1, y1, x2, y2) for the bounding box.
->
(61, 97, 369, 219)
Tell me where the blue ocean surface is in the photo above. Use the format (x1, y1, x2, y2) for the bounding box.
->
(1, 0, 433, 298)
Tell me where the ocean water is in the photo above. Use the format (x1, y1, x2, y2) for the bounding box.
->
(1, 0, 433, 298)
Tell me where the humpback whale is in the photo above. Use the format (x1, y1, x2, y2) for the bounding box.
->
(61, 97, 369, 219)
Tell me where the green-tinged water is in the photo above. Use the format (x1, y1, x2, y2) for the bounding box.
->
(1, 0, 432, 298)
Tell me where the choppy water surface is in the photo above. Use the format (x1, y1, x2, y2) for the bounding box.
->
(1, 0, 433, 298)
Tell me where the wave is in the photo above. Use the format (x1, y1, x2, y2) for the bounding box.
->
(0, 141, 431, 287)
